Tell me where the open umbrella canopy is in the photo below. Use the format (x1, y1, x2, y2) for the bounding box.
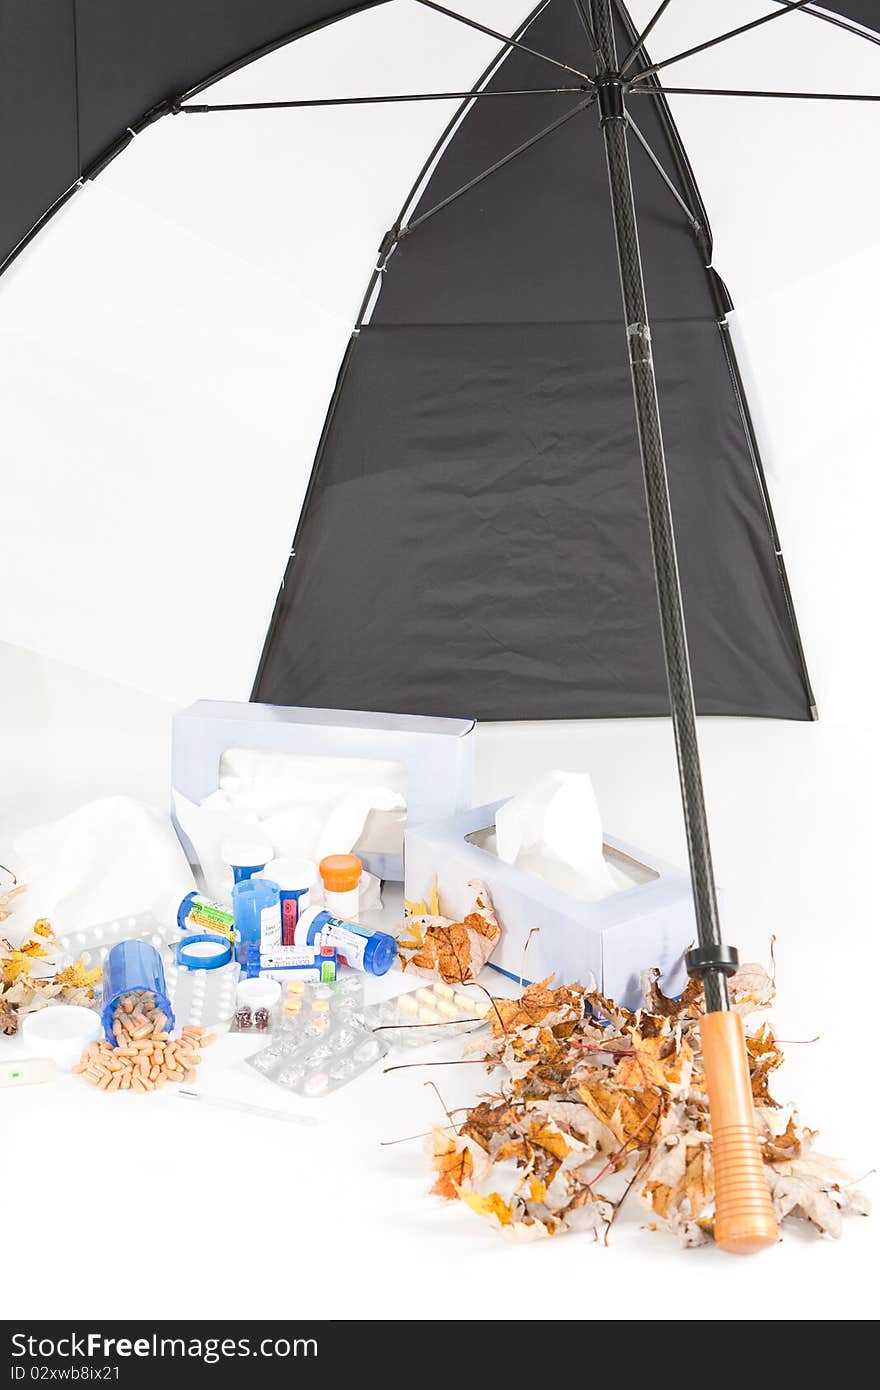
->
(1, 1, 877, 710)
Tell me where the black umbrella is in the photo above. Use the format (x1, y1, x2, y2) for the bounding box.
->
(3, 0, 877, 1251)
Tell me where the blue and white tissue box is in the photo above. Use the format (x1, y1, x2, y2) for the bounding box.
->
(404, 799, 696, 1010)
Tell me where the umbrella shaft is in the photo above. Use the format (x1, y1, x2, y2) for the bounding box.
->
(590, 0, 727, 1012)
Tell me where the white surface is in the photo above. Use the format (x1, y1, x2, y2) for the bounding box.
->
(0, 0, 877, 1325)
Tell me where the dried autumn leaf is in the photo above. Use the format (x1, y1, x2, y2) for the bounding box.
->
(614, 1034, 693, 1095)
(429, 1130, 475, 1201)
(528, 1121, 571, 1163)
(399, 883, 502, 983)
(746, 1025, 784, 1108)
(729, 961, 775, 1015)
(0, 883, 26, 923)
(55, 959, 103, 992)
(641, 966, 702, 1018)
(19, 939, 48, 959)
(576, 1078, 660, 1149)
(492, 977, 583, 1034)
(766, 1152, 869, 1237)
(1, 951, 37, 984)
(0, 992, 20, 1035)
(461, 1100, 518, 1153)
(458, 1189, 514, 1227)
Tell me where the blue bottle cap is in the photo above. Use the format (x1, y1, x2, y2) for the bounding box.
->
(177, 933, 233, 971)
(364, 931, 397, 977)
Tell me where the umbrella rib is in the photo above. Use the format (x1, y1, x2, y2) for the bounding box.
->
(402, 95, 595, 237)
(180, 88, 587, 113)
(628, 85, 880, 102)
(618, 0, 674, 77)
(412, 0, 593, 83)
(767, 0, 880, 49)
(571, 0, 606, 71)
(628, 0, 813, 84)
(624, 112, 702, 236)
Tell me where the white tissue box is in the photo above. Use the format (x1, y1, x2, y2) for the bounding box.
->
(171, 701, 475, 882)
(405, 800, 696, 1009)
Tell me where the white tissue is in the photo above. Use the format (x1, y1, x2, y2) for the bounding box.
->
(9, 796, 196, 940)
(494, 771, 623, 902)
(172, 760, 406, 903)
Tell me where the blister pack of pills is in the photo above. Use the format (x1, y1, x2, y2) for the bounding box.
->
(165, 959, 239, 1031)
(365, 981, 492, 1047)
(279, 974, 365, 1034)
(55, 912, 177, 971)
(246, 1019, 387, 1098)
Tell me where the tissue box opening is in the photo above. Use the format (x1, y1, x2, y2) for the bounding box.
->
(218, 747, 407, 857)
(464, 825, 659, 893)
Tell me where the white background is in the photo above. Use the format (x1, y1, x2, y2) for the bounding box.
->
(0, 2, 877, 1321)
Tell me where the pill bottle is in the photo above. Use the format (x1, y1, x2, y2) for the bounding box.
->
(176, 891, 235, 942)
(263, 857, 318, 945)
(318, 854, 362, 918)
(101, 939, 174, 1044)
(221, 832, 273, 885)
(246, 942, 338, 983)
(295, 906, 397, 978)
(232, 877, 281, 966)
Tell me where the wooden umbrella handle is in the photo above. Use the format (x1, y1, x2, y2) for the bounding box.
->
(700, 1010, 779, 1254)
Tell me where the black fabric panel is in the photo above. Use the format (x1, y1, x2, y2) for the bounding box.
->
(376, 1, 715, 326)
(72, 0, 382, 167)
(826, 2, 878, 30)
(0, 0, 78, 262)
(0, 0, 384, 266)
(255, 321, 810, 720)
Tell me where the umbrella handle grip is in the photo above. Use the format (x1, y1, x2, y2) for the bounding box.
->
(700, 1010, 778, 1254)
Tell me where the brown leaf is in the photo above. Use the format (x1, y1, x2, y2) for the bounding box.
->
(527, 1121, 571, 1163)
(746, 1024, 784, 1108)
(576, 1079, 660, 1148)
(429, 1130, 475, 1201)
(0, 992, 20, 1035)
(460, 1100, 517, 1153)
(766, 1152, 870, 1237)
(729, 961, 775, 1015)
(399, 883, 502, 982)
(492, 977, 583, 1035)
(614, 1035, 693, 1095)
(641, 966, 702, 1018)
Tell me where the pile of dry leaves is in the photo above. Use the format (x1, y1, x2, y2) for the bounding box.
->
(428, 960, 869, 1246)
(1, 887, 102, 1035)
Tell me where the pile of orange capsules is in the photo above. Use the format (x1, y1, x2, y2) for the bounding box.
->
(73, 990, 216, 1093)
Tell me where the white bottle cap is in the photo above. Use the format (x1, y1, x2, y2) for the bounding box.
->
(221, 832, 273, 869)
(262, 857, 318, 891)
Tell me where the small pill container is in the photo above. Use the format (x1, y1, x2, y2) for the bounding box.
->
(221, 832, 273, 885)
(263, 857, 318, 944)
(318, 854, 362, 918)
(232, 877, 281, 966)
(101, 940, 174, 1045)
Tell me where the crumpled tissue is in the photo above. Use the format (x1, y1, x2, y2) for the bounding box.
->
(172, 748, 405, 903)
(494, 771, 629, 901)
(7, 796, 196, 942)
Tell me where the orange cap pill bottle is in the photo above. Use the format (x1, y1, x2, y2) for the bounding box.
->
(319, 854, 362, 918)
